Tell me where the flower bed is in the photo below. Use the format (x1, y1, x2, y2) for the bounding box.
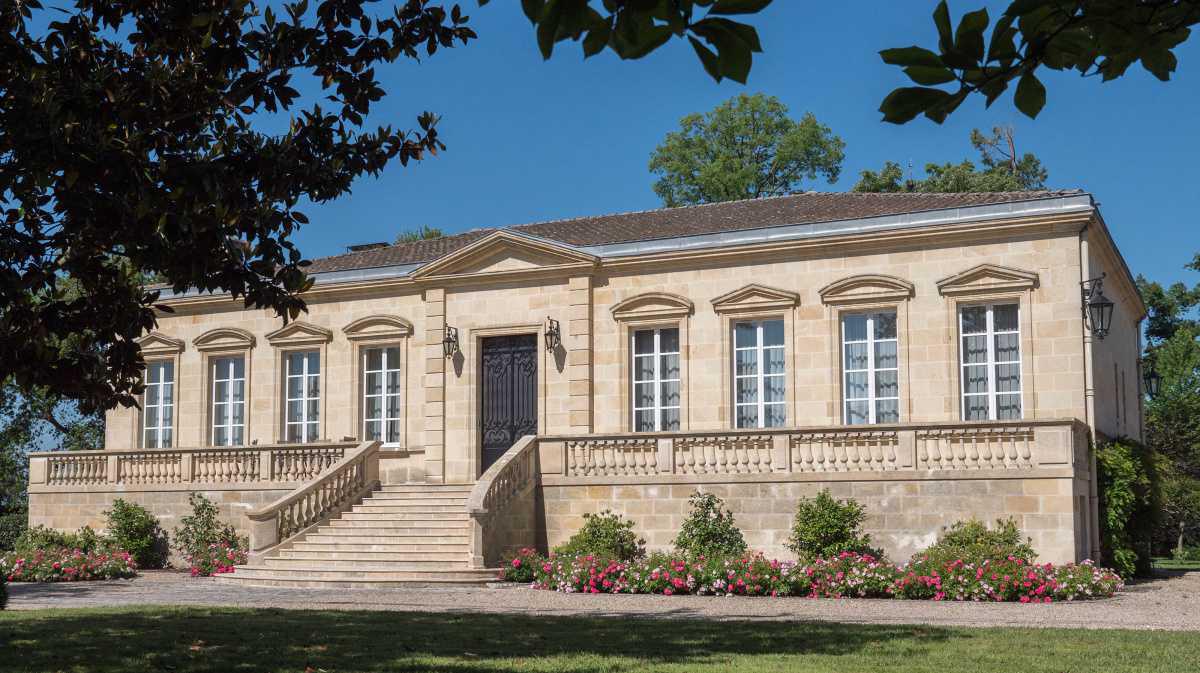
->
(185, 541, 248, 577)
(504, 550, 1123, 602)
(1, 549, 137, 582)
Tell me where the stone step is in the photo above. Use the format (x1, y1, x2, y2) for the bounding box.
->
(275, 550, 469, 563)
(326, 521, 470, 534)
(349, 504, 467, 514)
(367, 492, 470, 501)
(304, 531, 470, 544)
(292, 541, 469, 553)
(214, 566, 499, 588)
(339, 511, 469, 522)
(258, 558, 480, 572)
(378, 484, 474, 493)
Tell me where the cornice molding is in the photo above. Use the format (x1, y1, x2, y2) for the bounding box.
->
(136, 331, 185, 357)
(194, 327, 256, 352)
(158, 211, 1090, 311)
(265, 320, 333, 347)
(611, 292, 694, 322)
(820, 274, 915, 305)
(711, 284, 800, 314)
(936, 263, 1040, 297)
(342, 315, 414, 342)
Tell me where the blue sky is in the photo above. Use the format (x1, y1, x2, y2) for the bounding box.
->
(294, 2, 1199, 288)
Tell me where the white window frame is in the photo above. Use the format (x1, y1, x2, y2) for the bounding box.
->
(631, 327, 680, 432)
(210, 356, 246, 447)
(958, 302, 1023, 421)
(142, 360, 174, 448)
(841, 311, 900, 425)
(284, 350, 321, 443)
(733, 319, 787, 429)
(361, 346, 403, 446)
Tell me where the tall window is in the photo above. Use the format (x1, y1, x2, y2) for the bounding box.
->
(285, 351, 321, 443)
(960, 303, 1022, 421)
(632, 327, 680, 432)
(842, 311, 899, 425)
(733, 320, 786, 428)
(211, 356, 245, 446)
(143, 361, 174, 448)
(362, 346, 402, 444)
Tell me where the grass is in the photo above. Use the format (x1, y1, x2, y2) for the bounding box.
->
(1153, 557, 1200, 572)
(0, 607, 1197, 673)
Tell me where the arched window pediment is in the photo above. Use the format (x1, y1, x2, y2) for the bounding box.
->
(819, 274, 915, 305)
(611, 292, 694, 321)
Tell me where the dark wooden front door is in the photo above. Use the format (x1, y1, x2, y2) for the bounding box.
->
(479, 334, 538, 473)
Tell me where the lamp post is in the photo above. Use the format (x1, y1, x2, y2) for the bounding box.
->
(1081, 274, 1114, 340)
(1143, 366, 1162, 398)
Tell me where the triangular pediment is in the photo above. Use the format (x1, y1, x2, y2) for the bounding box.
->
(137, 331, 185, 356)
(411, 231, 597, 280)
(342, 315, 414, 342)
(194, 327, 255, 352)
(820, 274, 915, 305)
(611, 292, 694, 321)
(711, 284, 800, 314)
(266, 320, 333, 347)
(937, 264, 1039, 296)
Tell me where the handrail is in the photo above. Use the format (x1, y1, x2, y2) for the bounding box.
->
(245, 440, 381, 559)
(31, 441, 359, 459)
(466, 435, 539, 567)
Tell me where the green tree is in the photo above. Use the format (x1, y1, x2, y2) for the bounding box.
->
(0, 1, 773, 415)
(853, 126, 1047, 193)
(649, 93, 845, 206)
(880, 1, 1200, 123)
(395, 226, 444, 244)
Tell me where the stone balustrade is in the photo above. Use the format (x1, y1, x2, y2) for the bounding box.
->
(246, 441, 381, 561)
(28, 441, 360, 491)
(467, 435, 540, 568)
(538, 419, 1087, 481)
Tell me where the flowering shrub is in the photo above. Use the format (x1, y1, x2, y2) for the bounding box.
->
(1, 548, 137, 582)
(184, 540, 248, 577)
(500, 547, 540, 583)
(505, 548, 1123, 603)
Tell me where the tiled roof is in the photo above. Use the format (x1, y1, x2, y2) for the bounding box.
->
(306, 190, 1084, 274)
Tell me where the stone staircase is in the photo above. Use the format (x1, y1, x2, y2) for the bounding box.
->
(216, 484, 501, 588)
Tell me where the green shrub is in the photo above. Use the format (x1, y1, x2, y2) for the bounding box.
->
(0, 512, 27, 552)
(673, 492, 747, 558)
(104, 499, 167, 569)
(13, 525, 108, 556)
(172, 493, 238, 561)
(912, 518, 1036, 567)
(553, 510, 645, 561)
(786, 490, 880, 561)
(1172, 545, 1200, 562)
(1097, 439, 1161, 578)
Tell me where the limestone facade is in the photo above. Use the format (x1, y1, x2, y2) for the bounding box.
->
(30, 194, 1143, 565)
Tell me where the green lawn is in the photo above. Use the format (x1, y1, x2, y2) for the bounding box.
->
(1153, 557, 1200, 572)
(0, 607, 1196, 673)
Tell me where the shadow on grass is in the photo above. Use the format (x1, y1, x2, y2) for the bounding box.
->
(0, 607, 1195, 673)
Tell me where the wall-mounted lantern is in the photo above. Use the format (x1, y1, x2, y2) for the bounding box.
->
(1143, 366, 1162, 398)
(1081, 274, 1114, 340)
(545, 316, 561, 352)
(442, 325, 459, 358)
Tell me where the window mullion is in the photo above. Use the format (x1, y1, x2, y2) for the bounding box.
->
(653, 330, 662, 432)
(986, 305, 996, 420)
(867, 316, 877, 424)
(756, 322, 765, 429)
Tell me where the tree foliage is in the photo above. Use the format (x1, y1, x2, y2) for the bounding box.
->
(0, 1, 773, 416)
(853, 126, 1047, 193)
(880, 1, 1200, 123)
(649, 93, 845, 206)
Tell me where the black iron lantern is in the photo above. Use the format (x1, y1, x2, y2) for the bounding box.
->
(442, 325, 459, 358)
(1081, 274, 1115, 340)
(545, 316, 561, 352)
(1144, 366, 1162, 398)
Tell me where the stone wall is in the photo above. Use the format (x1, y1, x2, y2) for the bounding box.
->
(540, 473, 1083, 564)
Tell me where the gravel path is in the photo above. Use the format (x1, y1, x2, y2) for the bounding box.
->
(7, 569, 1199, 631)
